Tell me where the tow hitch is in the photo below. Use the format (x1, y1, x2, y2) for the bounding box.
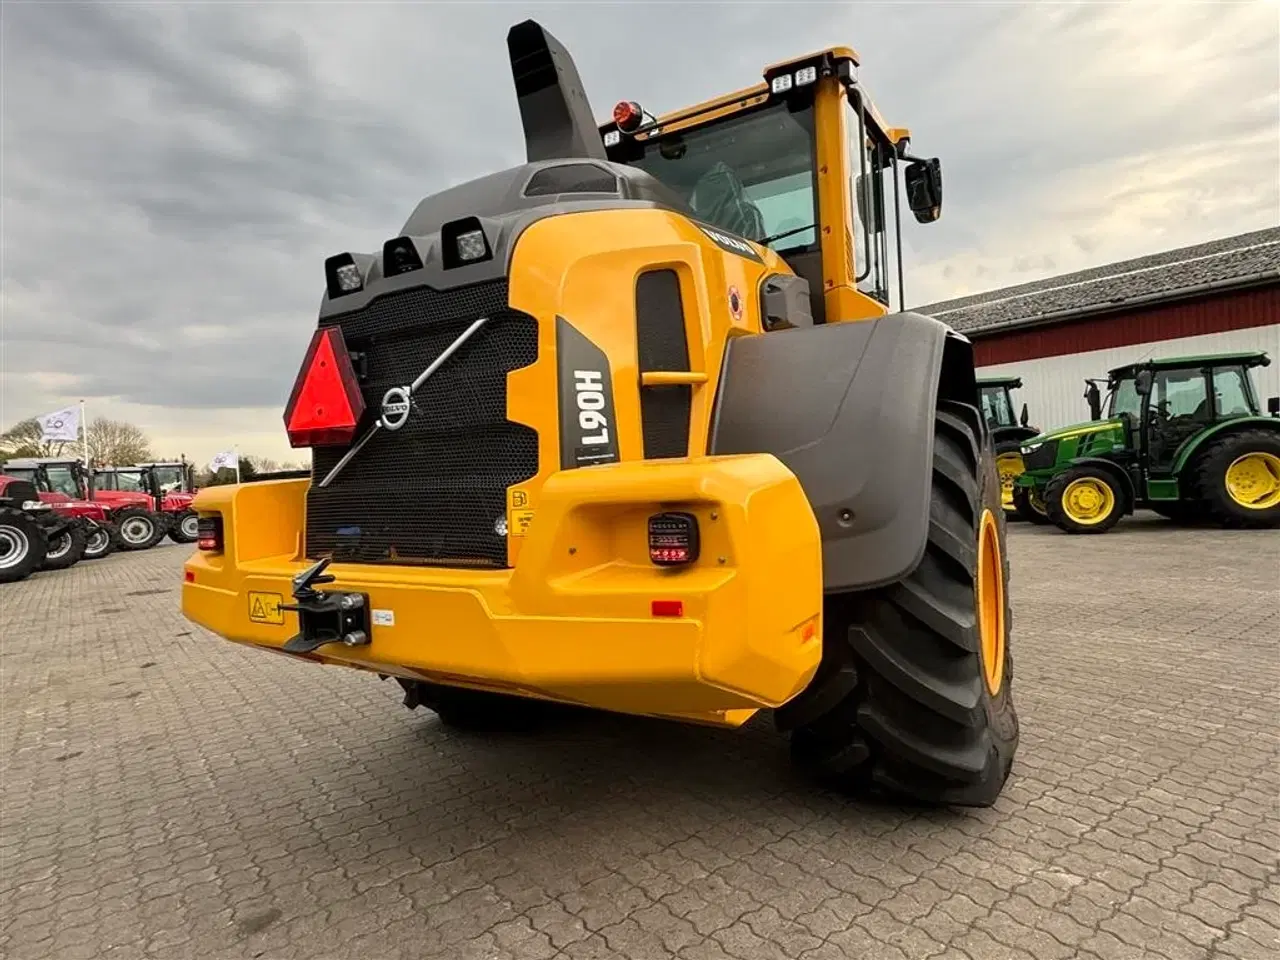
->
(280, 557, 371, 654)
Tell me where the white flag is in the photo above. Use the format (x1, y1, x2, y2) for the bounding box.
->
(38, 406, 80, 442)
(209, 449, 238, 471)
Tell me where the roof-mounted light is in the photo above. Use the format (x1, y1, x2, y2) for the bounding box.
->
(441, 217, 492, 269)
(324, 253, 364, 299)
(602, 129, 621, 148)
(612, 100, 643, 133)
(382, 237, 424, 277)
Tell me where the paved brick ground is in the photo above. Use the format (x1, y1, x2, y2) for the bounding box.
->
(1, 519, 1277, 960)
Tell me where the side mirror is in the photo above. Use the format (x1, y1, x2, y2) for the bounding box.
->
(904, 158, 942, 224)
(1020, 403, 1030, 427)
(1268, 396, 1279, 417)
(1135, 370, 1154, 397)
(1084, 381, 1102, 421)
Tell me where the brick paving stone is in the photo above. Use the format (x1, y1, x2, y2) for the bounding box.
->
(1, 520, 1277, 958)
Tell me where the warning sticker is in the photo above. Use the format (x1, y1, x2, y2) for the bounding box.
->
(510, 510, 536, 538)
(372, 609, 395, 627)
(508, 488, 530, 510)
(248, 592, 285, 625)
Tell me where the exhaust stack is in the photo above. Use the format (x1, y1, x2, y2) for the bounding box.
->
(507, 20, 607, 163)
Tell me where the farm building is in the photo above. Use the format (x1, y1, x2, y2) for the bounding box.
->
(922, 227, 1280, 432)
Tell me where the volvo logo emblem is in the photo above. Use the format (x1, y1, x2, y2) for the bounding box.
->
(380, 386, 411, 431)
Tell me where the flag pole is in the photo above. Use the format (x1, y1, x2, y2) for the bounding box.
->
(80, 399, 89, 468)
(234, 444, 241, 484)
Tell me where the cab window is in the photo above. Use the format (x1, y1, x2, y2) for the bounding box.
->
(627, 101, 818, 251)
(1211, 365, 1256, 417)
(45, 466, 80, 498)
(1108, 377, 1142, 419)
(115, 472, 145, 493)
(980, 387, 1015, 429)
(1155, 369, 1210, 419)
(846, 101, 890, 305)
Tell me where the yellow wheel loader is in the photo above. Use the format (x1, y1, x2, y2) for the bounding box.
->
(183, 21, 1018, 806)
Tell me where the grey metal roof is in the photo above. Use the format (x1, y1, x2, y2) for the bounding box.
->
(918, 227, 1280, 335)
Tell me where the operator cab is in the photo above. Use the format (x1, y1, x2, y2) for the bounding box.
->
(977, 376, 1029, 432)
(1, 458, 86, 499)
(1104, 352, 1272, 471)
(600, 50, 943, 324)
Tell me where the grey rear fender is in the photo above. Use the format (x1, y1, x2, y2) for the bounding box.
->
(709, 312, 978, 592)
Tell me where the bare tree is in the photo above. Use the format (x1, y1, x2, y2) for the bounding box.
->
(87, 418, 154, 465)
(0, 418, 66, 458)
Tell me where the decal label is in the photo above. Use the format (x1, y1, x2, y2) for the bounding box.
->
(248, 592, 285, 625)
(510, 510, 535, 537)
(372, 609, 395, 627)
(556, 316, 621, 469)
(697, 225, 765, 264)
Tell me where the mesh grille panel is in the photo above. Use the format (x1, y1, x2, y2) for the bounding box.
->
(307, 280, 539, 567)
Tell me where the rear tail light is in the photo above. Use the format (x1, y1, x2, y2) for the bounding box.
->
(648, 512, 699, 566)
(197, 515, 224, 552)
(283, 326, 366, 448)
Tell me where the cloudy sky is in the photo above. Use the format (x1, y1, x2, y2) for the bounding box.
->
(2, 1, 1277, 464)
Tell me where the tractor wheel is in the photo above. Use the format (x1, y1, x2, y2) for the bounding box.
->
(41, 520, 88, 570)
(397, 679, 558, 732)
(82, 522, 117, 560)
(1192, 430, 1280, 528)
(1045, 466, 1125, 534)
(1011, 485, 1050, 525)
(995, 451, 1025, 520)
(168, 510, 199, 544)
(778, 400, 1019, 807)
(0, 507, 48, 584)
(114, 507, 163, 550)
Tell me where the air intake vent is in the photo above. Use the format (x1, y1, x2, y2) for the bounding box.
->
(524, 164, 619, 197)
(635, 270, 692, 459)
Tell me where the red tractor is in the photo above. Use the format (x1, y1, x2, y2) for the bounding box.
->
(96, 462, 199, 543)
(2, 458, 165, 551)
(0, 473, 115, 580)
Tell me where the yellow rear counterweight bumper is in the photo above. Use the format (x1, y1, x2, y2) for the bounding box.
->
(182, 454, 823, 727)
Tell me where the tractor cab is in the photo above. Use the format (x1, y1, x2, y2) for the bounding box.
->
(977, 376, 1040, 516)
(95, 463, 200, 544)
(2, 458, 100, 502)
(1012, 351, 1279, 534)
(137, 461, 197, 496)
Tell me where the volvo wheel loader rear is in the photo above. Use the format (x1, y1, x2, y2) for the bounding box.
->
(182, 21, 1018, 805)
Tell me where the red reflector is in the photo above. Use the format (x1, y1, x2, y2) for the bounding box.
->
(613, 100, 642, 132)
(184, 570, 196, 582)
(652, 600, 683, 618)
(283, 327, 366, 448)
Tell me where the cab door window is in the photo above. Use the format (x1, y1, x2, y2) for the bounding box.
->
(1211, 365, 1256, 418)
(846, 101, 889, 305)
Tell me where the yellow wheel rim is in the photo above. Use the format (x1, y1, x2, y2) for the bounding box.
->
(1224, 452, 1280, 510)
(976, 510, 1006, 697)
(997, 453, 1024, 510)
(1061, 477, 1116, 525)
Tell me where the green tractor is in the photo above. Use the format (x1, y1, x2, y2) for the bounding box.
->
(1013, 351, 1280, 533)
(978, 376, 1040, 518)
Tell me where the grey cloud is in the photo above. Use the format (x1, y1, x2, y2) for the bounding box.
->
(2, 2, 1277, 437)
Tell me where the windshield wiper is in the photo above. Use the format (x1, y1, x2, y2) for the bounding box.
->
(759, 223, 817, 247)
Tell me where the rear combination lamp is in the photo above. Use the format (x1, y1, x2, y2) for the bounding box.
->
(197, 515, 223, 552)
(648, 512, 700, 566)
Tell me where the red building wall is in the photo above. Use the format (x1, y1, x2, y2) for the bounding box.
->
(972, 284, 1280, 366)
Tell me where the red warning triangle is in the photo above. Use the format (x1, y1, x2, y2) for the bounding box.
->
(283, 327, 366, 448)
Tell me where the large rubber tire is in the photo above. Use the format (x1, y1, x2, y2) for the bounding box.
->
(1191, 429, 1280, 529)
(0, 507, 48, 584)
(1011, 485, 1050, 525)
(82, 522, 117, 560)
(777, 401, 1019, 807)
(1045, 465, 1125, 535)
(113, 507, 163, 550)
(168, 510, 199, 544)
(397, 679, 559, 732)
(41, 520, 88, 570)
